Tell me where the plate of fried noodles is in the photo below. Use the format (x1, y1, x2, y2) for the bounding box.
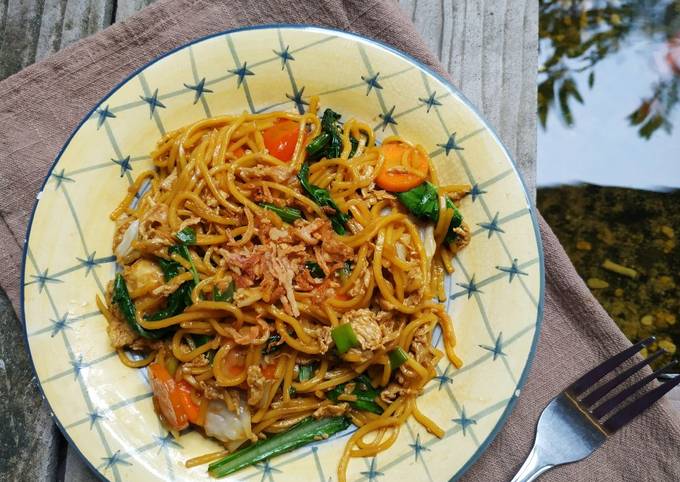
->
(21, 25, 543, 482)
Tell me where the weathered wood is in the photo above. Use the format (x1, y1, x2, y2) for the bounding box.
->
(0, 1, 538, 480)
(115, 0, 155, 22)
(397, 0, 538, 195)
(0, 288, 64, 482)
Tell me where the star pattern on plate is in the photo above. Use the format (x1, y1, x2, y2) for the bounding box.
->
(112, 155, 132, 177)
(409, 433, 430, 461)
(100, 451, 132, 471)
(360, 458, 384, 481)
(51, 169, 75, 189)
(183, 78, 213, 104)
(496, 258, 528, 283)
(378, 105, 398, 130)
(434, 365, 454, 390)
(139, 88, 166, 117)
(361, 72, 383, 95)
(437, 132, 464, 155)
(469, 183, 487, 202)
(274, 45, 295, 69)
(286, 85, 308, 114)
(418, 91, 442, 112)
(478, 212, 505, 238)
(95, 105, 116, 129)
(50, 313, 70, 337)
(479, 332, 507, 361)
(229, 62, 255, 88)
(28, 269, 62, 292)
(452, 407, 477, 436)
(455, 274, 482, 299)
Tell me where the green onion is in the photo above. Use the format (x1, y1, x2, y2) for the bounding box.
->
(298, 364, 315, 381)
(259, 202, 303, 224)
(331, 323, 360, 354)
(388, 347, 409, 370)
(349, 136, 359, 158)
(326, 374, 383, 414)
(208, 416, 350, 478)
(298, 162, 350, 234)
(112, 273, 168, 339)
(213, 280, 235, 302)
(176, 226, 197, 245)
(305, 261, 325, 279)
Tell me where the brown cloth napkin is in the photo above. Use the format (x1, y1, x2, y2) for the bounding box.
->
(1, 0, 678, 480)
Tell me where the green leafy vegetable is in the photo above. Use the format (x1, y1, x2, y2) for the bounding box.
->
(305, 261, 325, 279)
(331, 323, 360, 354)
(349, 136, 359, 158)
(193, 334, 212, 347)
(326, 374, 383, 414)
(170, 244, 200, 285)
(213, 280, 236, 302)
(305, 109, 342, 161)
(259, 202, 303, 224)
(396, 182, 464, 246)
(175, 226, 197, 245)
(298, 162, 350, 234)
(112, 273, 168, 339)
(144, 250, 195, 321)
(388, 347, 408, 370)
(396, 181, 440, 223)
(262, 334, 282, 355)
(156, 257, 182, 281)
(208, 416, 350, 478)
(298, 364, 315, 381)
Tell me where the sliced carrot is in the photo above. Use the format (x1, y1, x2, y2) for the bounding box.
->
(375, 142, 429, 192)
(262, 119, 304, 162)
(175, 380, 201, 424)
(149, 362, 201, 429)
(231, 146, 245, 158)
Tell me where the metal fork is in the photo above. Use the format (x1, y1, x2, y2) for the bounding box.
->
(511, 337, 680, 482)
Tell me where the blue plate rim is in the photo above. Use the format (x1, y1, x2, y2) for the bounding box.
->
(19, 23, 545, 482)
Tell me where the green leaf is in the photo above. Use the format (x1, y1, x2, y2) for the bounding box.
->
(298, 364, 315, 381)
(213, 280, 235, 302)
(298, 162, 350, 235)
(326, 374, 383, 414)
(176, 227, 197, 245)
(113, 273, 169, 339)
(259, 202, 302, 224)
(305, 109, 343, 162)
(395, 182, 440, 222)
(305, 261, 325, 279)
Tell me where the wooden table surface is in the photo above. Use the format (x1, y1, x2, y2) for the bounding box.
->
(0, 1, 537, 480)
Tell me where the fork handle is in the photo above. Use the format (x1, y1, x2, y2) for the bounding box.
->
(510, 445, 553, 482)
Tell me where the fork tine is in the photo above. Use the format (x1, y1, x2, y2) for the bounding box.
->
(591, 360, 678, 419)
(602, 374, 680, 433)
(580, 349, 666, 407)
(568, 337, 655, 396)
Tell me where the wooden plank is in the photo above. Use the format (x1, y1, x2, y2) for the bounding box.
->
(0, 289, 64, 481)
(115, 0, 155, 22)
(0, 0, 114, 78)
(397, 0, 538, 195)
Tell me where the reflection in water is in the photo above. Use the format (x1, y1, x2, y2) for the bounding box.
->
(539, 0, 680, 139)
